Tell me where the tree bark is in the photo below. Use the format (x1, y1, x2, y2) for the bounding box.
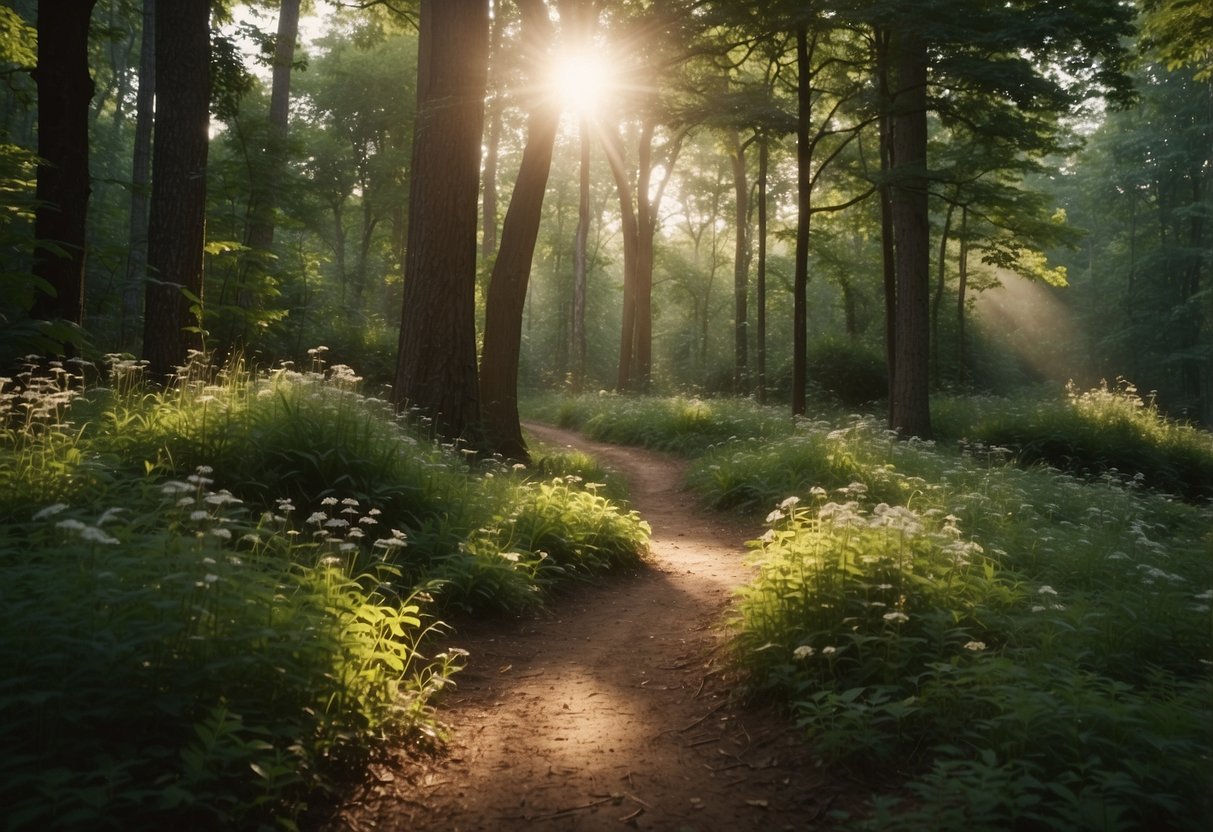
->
(756, 135, 769, 403)
(729, 129, 751, 392)
(480, 0, 559, 461)
(143, 0, 210, 381)
(31, 0, 99, 332)
(243, 0, 299, 254)
(572, 116, 591, 391)
(481, 7, 506, 262)
(876, 26, 897, 423)
(121, 0, 154, 350)
(791, 26, 812, 416)
(393, 0, 488, 442)
(888, 29, 932, 438)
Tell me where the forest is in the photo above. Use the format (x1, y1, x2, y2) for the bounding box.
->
(1, 0, 1211, 829)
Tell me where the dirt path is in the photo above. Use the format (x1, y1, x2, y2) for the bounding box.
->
(324, 424, 847, 831)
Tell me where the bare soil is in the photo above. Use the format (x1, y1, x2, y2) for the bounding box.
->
(322, 423, 856, 831)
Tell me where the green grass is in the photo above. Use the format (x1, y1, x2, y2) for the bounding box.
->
(526, 390, 799, 455)
(542, 390, 1213, 832)
(933, 379, 1213, 501)
(0, 354, 649, 830)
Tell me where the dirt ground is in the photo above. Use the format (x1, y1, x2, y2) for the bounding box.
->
(321, 423, 856, 831)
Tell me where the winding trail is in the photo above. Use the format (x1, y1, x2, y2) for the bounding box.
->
(325, 424, 846, 831)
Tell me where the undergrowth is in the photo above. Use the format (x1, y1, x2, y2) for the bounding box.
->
(0, 354, 649, 830)
(546, 391, 1213, 831)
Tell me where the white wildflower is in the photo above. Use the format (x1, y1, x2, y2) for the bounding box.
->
(79, 526, 120, 545)
(793, 645, 815, 660)
(882, 611, 909, 624)
(963, 641, 987, 652)
(34, 503, 70, 520)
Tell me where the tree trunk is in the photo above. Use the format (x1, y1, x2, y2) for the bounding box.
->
(142, 0, 210, 381)
(931, 198, 955, 377)
(888, 30, 932, 439)
(729, 129, 751, 392)
(875, 26, 898, 424)
(480, 0, 559, 461)
(393, 0, 488, 442)
(756, 135, 769, 403)
(121, 0, 154, 350)
(956, 205, 969, 386)
(31, 0, 99, 332)
(563, 0, 596, 392)
(791, 26, 812, 416)
(603, 124, 640, 390)
(481, 8, 505, 262)
(231, 0, 299, 343)
(572, 116, 591, 391)
(243, 0, 299, 254)
(634, 120, 657, 391)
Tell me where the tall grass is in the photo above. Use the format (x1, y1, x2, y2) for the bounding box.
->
(725, 423, 1210, 829)
(560, 392, 1213, 831)
(0, 354, 649, 830)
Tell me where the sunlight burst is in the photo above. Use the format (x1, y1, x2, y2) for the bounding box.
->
(549, 48, 614, 118)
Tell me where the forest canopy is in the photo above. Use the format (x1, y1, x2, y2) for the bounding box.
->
(0, 0, 1209, 451)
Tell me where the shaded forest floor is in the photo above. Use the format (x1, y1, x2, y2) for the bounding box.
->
(321, 422, 862, 831)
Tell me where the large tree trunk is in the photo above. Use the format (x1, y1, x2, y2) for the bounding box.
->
(121, 0, 154, 350)
(888, 30, 932, 439)
(143, 0, 210, 381)
(393, 0, 488, 442)
(480, 0, 559, 461)
(30, 0, 99, 332)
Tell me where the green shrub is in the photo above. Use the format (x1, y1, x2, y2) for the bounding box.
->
(0, 357, 652, 829)
(806, 338, 888, 407)
(933, 380, 1213, 501)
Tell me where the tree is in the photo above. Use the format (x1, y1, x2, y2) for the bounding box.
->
(121, 0, 153, 350)
(30, 0, 99, 336)
(237, 0, 301, 315)
(887, 26, 931, 437)
(142, 0, 210, 379)
(480, 0, 561, 461)
(392, 0, 489, 442)
(854, 0, 1135, 437)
